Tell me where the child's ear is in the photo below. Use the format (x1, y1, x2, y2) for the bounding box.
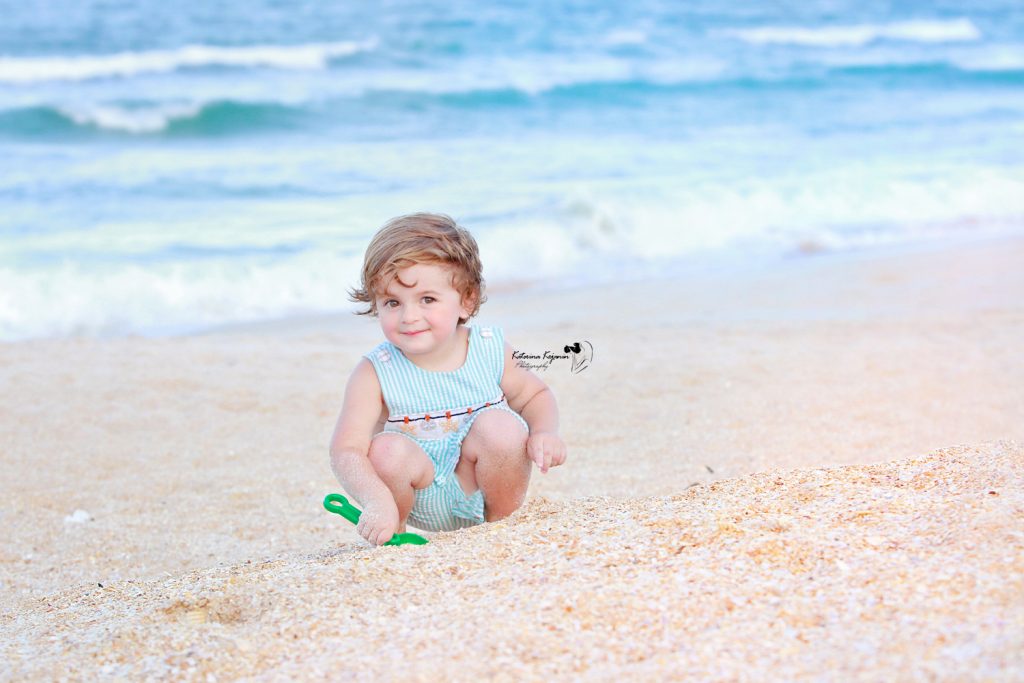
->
(460, 292, 477, 319)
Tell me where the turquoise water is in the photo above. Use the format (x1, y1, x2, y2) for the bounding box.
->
(1, 1, 1023, 338)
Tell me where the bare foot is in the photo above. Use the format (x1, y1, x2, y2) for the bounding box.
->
(355, 493, 400, 545)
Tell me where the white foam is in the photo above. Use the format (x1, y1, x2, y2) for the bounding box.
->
(434, 54, 634, 96)
(355, 54, 726, 97)
(0, 250, 365, 340)
(0, 40, 377, 84)
(951, 45, 1024, 72)
(726, 18, 981, 48)
(58, 102, 204, 133)
(3, 163, 1024, 341)
(477, 166, 1024, 283)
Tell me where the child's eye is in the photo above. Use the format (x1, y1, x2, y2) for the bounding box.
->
(382, 299, 398, 308)
(421, 296, 436, 304)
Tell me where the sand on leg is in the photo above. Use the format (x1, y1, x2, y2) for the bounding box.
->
(456, 410, 531, 521)
(367, 433, 434, 532)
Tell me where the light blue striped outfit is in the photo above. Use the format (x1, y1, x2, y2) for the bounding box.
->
(365, 325, 528, 532)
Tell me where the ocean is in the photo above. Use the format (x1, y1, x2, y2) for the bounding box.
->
(1, 0, 1022, 339)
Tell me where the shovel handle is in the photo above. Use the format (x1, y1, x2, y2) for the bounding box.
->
(323, 493, 361, 525)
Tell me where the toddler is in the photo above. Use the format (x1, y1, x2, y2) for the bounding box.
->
(329, 213, 567, 545)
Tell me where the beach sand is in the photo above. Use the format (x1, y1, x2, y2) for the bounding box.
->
(2, 236, 1023, 680)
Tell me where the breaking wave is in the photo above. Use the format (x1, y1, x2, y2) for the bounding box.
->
(0, 40, 377, 83)
(726, 18, 981, 48)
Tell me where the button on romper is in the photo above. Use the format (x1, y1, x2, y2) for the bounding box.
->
(365, 325, 529, 532)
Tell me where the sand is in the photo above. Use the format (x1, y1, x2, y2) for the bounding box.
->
(1, 236, 1023, 680)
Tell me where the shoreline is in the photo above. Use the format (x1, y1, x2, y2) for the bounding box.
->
(185, 230, 1024, 337)
(189, 230, 1024, 338)
(3, 230, 1021, 345)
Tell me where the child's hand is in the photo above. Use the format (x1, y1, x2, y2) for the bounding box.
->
(356, 499, 400, 546)
(527, 432, 566, 474)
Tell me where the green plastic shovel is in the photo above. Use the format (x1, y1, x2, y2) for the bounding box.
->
(322, 493, 428, 546)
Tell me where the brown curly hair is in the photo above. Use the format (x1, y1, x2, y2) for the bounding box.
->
(349, 213, 486, 324)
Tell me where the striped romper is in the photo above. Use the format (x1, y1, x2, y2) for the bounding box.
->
(365, 324, 529, 532)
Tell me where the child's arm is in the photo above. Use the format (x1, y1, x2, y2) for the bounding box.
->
(500, 341, 567, 473)
(328, 359, 398, 545)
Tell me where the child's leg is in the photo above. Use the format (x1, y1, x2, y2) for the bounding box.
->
(456, 410, 530, 521)
(367, 434, 434, 531)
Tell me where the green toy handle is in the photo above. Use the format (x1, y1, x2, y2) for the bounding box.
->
(323, 493, 362, 525)
(322, 493, 428, 546)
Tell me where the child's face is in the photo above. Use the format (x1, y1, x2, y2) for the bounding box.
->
(375, 262, 472, 360)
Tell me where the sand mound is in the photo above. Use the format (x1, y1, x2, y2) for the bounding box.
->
(3, 442, 1022, 681)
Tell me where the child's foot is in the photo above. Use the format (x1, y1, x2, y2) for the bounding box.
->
(355, 494, 400, 545)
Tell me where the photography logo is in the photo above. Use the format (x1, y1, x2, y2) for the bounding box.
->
(513, 340, 593, 374)
(563, 341, 593, 374)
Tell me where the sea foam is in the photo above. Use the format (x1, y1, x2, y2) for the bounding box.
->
(0, 40, 377, 84)
(2, 163, 1023, 341)
(57, 102, 205, 133)
(0, 250, 365, 340)
(726, 18, 981, 48)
